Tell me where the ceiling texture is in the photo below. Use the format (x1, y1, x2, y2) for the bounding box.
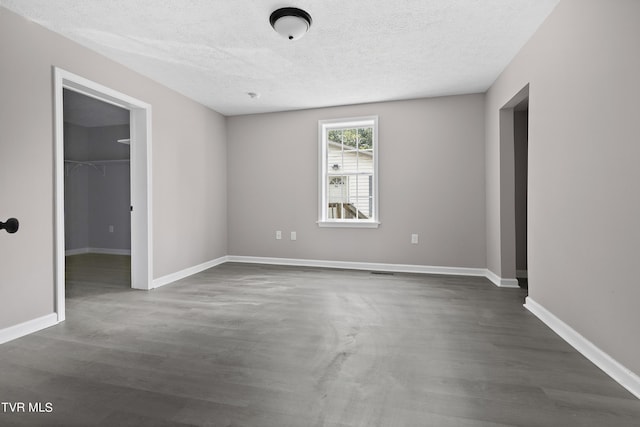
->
(1, 0, 559, 116)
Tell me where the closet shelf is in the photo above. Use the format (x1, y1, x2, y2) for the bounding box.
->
(64, 159, 129, 176)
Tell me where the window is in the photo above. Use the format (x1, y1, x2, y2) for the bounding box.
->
(318, 116, 379, 227)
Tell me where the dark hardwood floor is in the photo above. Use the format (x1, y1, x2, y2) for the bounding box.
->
(1, 254, 639, 426)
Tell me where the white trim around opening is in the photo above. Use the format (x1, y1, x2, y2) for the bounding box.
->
(53, 67, 153, 323)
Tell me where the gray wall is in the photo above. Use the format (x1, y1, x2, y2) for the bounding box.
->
(227, 95, 486, 268)
(64, 166, 90, 250)
(65, 123, 131, 252)
(88, 162, 131, 251)
(87, 124, 131, 161)
(485, 0, 640, 374)
(0, 7, 227, 329)
(88, 125, 131, 251)
(64, 123, 90, 250)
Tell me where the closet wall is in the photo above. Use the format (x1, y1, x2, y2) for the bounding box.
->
(64, 122, 131, 254)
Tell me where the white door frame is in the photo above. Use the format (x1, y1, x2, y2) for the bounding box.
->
(53, 68, 153, 322)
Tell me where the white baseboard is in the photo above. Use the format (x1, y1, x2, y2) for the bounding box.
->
(150, 254, 520, 294)
(152, 256, 229, 289)
(524, 297, 640, 399)
(65, 251, 520, 289)
(66, 247, 131, 256)
(485, 269, 520, 288)
(228, 256, 523, 289)
(227, 255, 489, 278)
(0, 313, 59, 345)
(64, 252, 522, 290)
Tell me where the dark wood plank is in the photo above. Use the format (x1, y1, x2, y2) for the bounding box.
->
(0, 255, 638, 426)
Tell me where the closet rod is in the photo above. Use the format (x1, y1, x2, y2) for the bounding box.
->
(64, 160, 105, 176)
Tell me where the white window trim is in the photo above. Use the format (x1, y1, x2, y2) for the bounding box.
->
(318, 116, 379, 228)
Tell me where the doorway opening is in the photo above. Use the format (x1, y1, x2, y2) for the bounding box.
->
(63, 89, 132, 297)
(54, 68, 153, 322)
(498, 84, 529, 290)
(513, 98, 529, 289)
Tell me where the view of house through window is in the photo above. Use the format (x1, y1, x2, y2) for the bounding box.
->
(319, 116, 378, 227)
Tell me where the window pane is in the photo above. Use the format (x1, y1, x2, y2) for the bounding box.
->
(327, 174, 371, 219)
(327, 202, 340, 219)
(327, 145, 343, 172)
(328, 175, 347, 203)
(327, 175, 346, 220)
(353, 174, 372, 219)
(341, 148, 358, 174)
(358, 127, 373, 150)
(342, 128, 357, 148)
(328, 129, 342, 144)
(357, 151, 374, 174)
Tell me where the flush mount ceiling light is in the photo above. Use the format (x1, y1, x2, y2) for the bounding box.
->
(269, 7, 312, 41)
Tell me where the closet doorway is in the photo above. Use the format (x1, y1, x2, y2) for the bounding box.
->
(513, 98, 529, 289)
(498, 83, 529, 290)
(54, 68, 152, 322)
(63, 89, 132, 298)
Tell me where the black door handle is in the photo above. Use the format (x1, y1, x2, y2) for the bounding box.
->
(0, 218, 19, 234)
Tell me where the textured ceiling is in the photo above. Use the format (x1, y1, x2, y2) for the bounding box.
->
(1, 0, 559, 116)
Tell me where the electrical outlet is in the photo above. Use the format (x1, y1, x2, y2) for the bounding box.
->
(411, 234, 419, 244)
(109, 225, 115, 233)
(276, 230, 282, 240)
(290, 231, 297, 241)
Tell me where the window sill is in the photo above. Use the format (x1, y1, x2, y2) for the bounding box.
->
(317, 220, 380, 229)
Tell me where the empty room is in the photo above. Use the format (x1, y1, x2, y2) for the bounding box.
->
(0, 0, 639, 425)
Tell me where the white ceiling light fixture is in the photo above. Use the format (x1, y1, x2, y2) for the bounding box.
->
(269, 7, 312, 41)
